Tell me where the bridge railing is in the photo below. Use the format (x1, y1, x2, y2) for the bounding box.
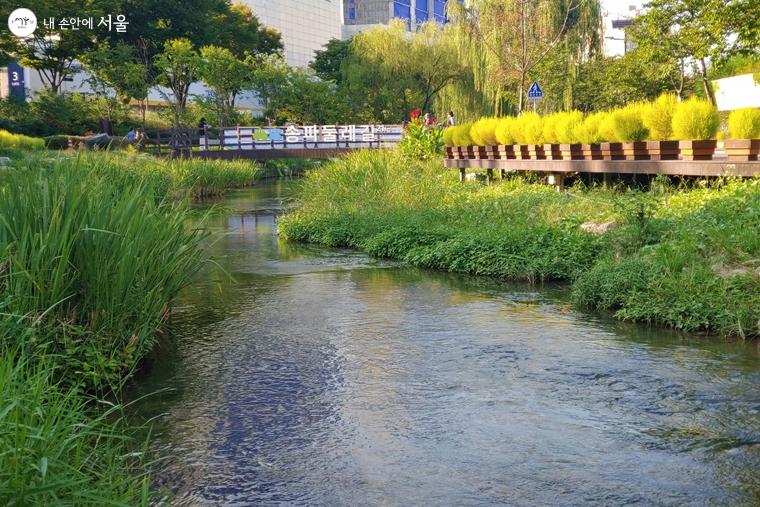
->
(142, 124, 404, 156)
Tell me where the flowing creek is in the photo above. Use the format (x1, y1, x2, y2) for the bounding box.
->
(132, 181, 760, 506)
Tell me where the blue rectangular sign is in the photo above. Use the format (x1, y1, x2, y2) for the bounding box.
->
(7, 61, 25, 100)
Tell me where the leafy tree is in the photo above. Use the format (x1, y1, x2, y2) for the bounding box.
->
(452, 0, 602, 112)
(82, 43, 149, 122)
(196, 46, 253, 125)
(573, 52, 686, 111)
(210, 3, 282, 59)
(353, 20, 462, 114)
(632, 0, 732, 105)
(154, 38, 201, 126)
(311, 38, 352, 84)
(4, 0, 110, 93)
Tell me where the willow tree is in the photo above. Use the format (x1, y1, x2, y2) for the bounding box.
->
(352, 20, 463, 114)
(449, 0, 601, 113)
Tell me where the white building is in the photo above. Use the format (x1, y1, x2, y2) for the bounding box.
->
(243, 0, 343, 68)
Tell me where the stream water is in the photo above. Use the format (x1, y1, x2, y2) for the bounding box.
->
(133, 181, 760, 506)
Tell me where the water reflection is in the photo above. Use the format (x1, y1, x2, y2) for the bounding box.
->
(133, 184, 760, 506)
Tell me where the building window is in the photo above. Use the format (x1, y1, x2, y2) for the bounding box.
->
(348, 7, 356, 19)
(393, 0, 412, 29)
(415, 0, 428, 23)
(433, 0, 446, 23)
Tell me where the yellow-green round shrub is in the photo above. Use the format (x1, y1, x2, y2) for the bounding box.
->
(555, 111, 584, 144)
(513, 112, 544, 145)
(442, 126, 456, 146)
(671, 98, 720, 140)
(470, 117, 500, 146)
(598, 111, 619, 142)
(727, 107, 760, 139)
(573, 112, 607, 144)
(495, 117, 516, 145)
(642, 93, 677, 140)
(610, 104, 649, 142)
(541, 113, 562, 144)
(452, 123, 474, 147)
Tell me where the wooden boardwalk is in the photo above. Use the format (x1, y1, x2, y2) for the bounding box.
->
(444, 158, 760, 178)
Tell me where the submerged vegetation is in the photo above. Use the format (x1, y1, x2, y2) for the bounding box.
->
(280, 150, 760, 337)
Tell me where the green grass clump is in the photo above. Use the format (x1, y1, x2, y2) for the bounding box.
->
(0, 129, 45, 151)
(672, 97, 720, 140)
(281, 150, 760, 337)
(0, 156, 209, 390)
(0, 350, 150, 505)
(727, 107, 760, 139)
(643, 93, 678, 140)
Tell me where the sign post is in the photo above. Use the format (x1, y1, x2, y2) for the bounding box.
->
(7, 61, 25, 101)
(527, 81, 543, 112)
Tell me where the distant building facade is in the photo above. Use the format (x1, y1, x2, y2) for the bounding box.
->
(242, 0, 343, 68)
(342, 0, 463, 38)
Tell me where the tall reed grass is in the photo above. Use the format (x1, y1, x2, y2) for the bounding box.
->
(0, 349, 151, 505)
(0, 156, 209, 390)
(0, 129, 44, 151)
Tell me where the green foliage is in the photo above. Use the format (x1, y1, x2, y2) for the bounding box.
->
(495, 117, 516, 144)
(470, 117, 500, 146)
(672, 97, 720, 140)
(154, 38, 202, 127)
(280, 150, 760, 337)
(311, 38, 352, 83)
(399, 124, 445, 160)
(541, 113, 562, 144)
(610, 104, 649, 142)
(0, 350, 150, 505)
(0, 130, 44, 150)
(0, 155, 219, 390)
(727, 108, 760, 139)
(643, 93, 678, 140)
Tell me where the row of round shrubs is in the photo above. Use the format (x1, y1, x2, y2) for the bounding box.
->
(444, 96, 760, 147)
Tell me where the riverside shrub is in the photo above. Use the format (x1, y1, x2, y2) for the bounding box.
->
(672, 98, 720, 140)
(495, 117, 517, 144)
(470, 117, 500, 146)
(280, 150, 760, 337)
(727, 108, 760, 139)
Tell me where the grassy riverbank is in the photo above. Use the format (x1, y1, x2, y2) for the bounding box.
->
(279, 150, 760, 338)
(0, 152, 261, 503)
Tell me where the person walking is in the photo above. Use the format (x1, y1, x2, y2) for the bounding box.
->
(446, 111, 456, 126)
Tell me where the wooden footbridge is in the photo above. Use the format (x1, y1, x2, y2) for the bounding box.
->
(144, 124, 404, 160)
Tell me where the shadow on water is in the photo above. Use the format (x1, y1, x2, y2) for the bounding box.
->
(131, 182, 760, 506)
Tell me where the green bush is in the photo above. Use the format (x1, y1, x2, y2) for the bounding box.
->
(399, 123, 444, 160)
(727, 107, 760, 139)
(671, 97, 720, 140)
(598, 111, 618, 143)
(495, 117, 516, 144)
(643, 93, 677, 140)
(470, 117, 500, 146)
(610, 104, 649, 142)
(29, 91, 101, 135)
